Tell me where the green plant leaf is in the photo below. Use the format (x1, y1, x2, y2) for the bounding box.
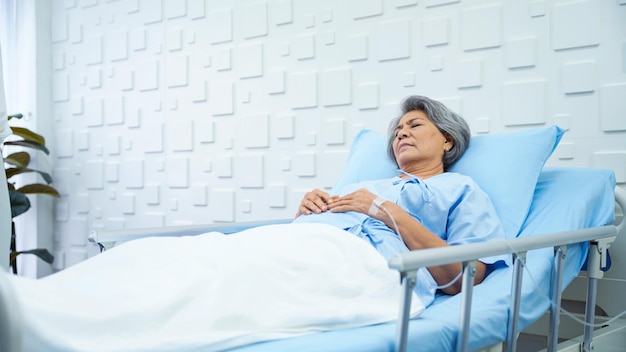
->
(3, 139, 50, 155)
(9, 190, 31, 218)
(4, 151, 31, 168)
(10, 248, 54, 265)
(6, 167, 53, 184)
(17, 184, 60, 197)
(10, 126, 46, 146)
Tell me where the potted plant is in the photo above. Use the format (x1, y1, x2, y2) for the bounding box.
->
(2, 113, 60, 274)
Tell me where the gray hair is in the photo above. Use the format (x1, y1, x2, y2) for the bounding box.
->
(386, 95, 470, 170)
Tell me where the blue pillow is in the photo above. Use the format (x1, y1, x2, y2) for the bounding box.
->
(331, 126, 565, 238)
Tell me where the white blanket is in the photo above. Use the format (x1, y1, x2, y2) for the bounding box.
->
(10, 223, 424, 351)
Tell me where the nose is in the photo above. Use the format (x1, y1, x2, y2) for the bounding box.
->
(397, 127, 408, 139)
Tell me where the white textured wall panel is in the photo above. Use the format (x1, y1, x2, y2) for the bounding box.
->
(241, 115, 269, 148)
(51, 13, 68, 42)
(502, 80, 546, 126)
(555, 142, 575, 160)
(108, 30, 129, 62)
(167, 54, 188, 87)
(41, 0, 626, 269)
(86, 69, 101, 89)
(505, 37, 536, 69)
(166, 157, 189, 188)
(319, 151, 349, 189)
(85, 36, 103, 65)
(84, 160, 104, 190)
(121, 193, 136, 215)
(191, 184, 208, 206)
(322, 119, 346, 145)
(321, 68, 352, 107)
(75, 194, 90, 215)
(215, 155, 233, 178)
(105, 97, 125, 125)
(143, 123, 164, 153)
(351, 0, 383, 19)
(208, 8, 233, 44)
(375, 19, 411, 62)
(272, 0, 292, 25)
(600, 84, 626, 132)
(552, 0, 600, 50)
(196, 119, 215, 143)
(53, 51, 65, 71)
(236, 44, 264, 79)
(424, 17, 450, 47)
(267, 70, 285, 94)
(562, 61, 596, 94)
(56, 130, 73, 158)
(346, 35, 369, 62)
(142, 0, 163, 24)
(189, 0, 206, 19)
(456, 60, 483, 89)
(209, 189, 235, 222)
(165, 0, 186, 19)
(274, 114, 294, 139)
(290, 73, 317, 108)
(106, 136, 121, 156)
(168, 120, 194, 152)
(237, 154, 264, 188)
(461, 4, 501, 51)
(240, 1, 268, 39)
(593, 152, 626, 183)
(130, 29, 147, 51)
(85, 98, 104, 127)
(137, 60, 159, 91)
(425, 0, 459, 7)
(105, 161, 119, 182)
(292, 34, 315, 60)
(210, 81, 234, 115)
(122, 159, 144, 189)
(356, 83, 379, 110)
(52, 73, 69, 102)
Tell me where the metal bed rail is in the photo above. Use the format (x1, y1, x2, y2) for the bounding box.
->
(389, 186, 626, 352)
(88, 219, 291, 250)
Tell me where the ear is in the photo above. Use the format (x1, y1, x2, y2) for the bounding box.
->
(444, 134, 454, 151)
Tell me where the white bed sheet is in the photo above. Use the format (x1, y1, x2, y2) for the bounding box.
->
(9, 223, 423, 352)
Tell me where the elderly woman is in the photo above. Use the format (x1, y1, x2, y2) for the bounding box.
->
(2, 95, 508, 351)
(294, 95, 508, 307)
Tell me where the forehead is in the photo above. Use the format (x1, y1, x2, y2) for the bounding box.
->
(397, 110, 430, 125)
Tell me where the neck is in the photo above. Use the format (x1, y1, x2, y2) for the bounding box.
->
(399, 163, 444, 179)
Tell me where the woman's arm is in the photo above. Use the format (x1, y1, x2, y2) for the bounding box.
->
(327, 188, 486, 295)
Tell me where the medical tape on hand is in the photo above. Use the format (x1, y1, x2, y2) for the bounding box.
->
(368, 197, 385, 217)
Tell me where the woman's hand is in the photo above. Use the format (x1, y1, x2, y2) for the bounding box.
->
(295, 189, 338, 217)
(327, 188, 378, 215)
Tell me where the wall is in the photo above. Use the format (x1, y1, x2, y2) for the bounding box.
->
(46, 0, 626, 270)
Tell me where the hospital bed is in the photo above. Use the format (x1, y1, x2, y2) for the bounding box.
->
(1, 125, 624, 352)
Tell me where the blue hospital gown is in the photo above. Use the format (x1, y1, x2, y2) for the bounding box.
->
(293, 171, 509, 307)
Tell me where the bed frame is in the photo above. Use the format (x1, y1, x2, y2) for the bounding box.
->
(389, 185, 625, 352)
(1, 182, 624, 352)
(84, 185, 626, 352)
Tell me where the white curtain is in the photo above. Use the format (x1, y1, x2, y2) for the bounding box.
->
(0, 42, 10, 271)
(0, 0, 21, 272)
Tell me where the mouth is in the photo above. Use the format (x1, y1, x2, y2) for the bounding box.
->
(397, 142, 412, 152)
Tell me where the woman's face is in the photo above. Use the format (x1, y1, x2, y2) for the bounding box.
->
(392, 110, 453, 174)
